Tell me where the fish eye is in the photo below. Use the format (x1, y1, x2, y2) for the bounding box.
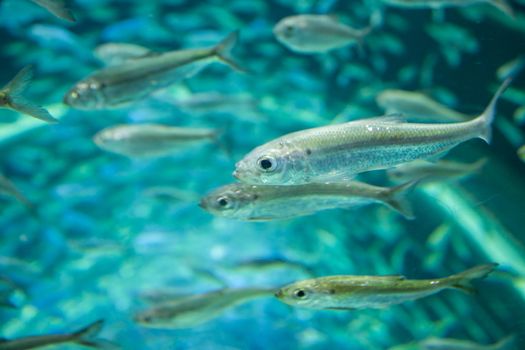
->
(293, 289, 307, 299)
(257, 156, 276, 172)
(216, 196, 230, 208)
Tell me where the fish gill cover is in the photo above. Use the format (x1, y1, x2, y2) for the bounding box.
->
(0, 0, 524, 349)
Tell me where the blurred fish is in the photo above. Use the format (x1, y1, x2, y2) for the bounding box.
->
(387, 158, 487, 183)
(94, 42, 152, 66)
(0, 66, 57, 123)
(0, 174, 36, 214)
(381, 0, 513, 18)
(28, 24, 94, 61)
(231, 257, 314, 276)
(275, 263, 497, 310)
(93, 124, 218, 158)
(518, 145, 525, 163)
(513, 106, 525, 125)
(64, 31, 243, 110)
(273, 14, 374, 54)
(0, 320, 116, 350)
(418, 334, 515, 350)
(233, 78, 510, 185)
(134, 288, 274, 329)
(376, 89, 470, 122)
(200, 180, 417, 220)
(30, 0, 76, 23)
(497, 56, 525, 82)
(143, 186, 200, 202)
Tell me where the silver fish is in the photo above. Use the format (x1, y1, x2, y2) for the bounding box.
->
(93, 124, 218, 158)
(200, 180, 417, 220)
(0, 320, 116, 350)
(30, 0, 76, 23)
(94, 43, 152, 66)
(380, 0, 513, 18)
(387, 158, 487, 183)
(233, 78, 510, 185)
(273, 14, 373, 54)
(275, 263, 497, 310)
(0, 66, 57, 123)
(134, 288, 273, 329)
(418, 335, 515, 350)
(64, 31, 242, 110)
(376, 89, 470, 123)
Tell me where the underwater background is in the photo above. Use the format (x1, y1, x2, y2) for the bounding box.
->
(1, 0, 525, 349)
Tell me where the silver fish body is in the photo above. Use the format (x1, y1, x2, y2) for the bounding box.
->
(234, 78, 510, 185)
(275, 264, 497, 310)
(387, 158, 487, 183)
(93, 124, 217, 158)
(134, 288, 273, 329)
(376, 89, 470, 123)
(273, 15, 372, 54)
(418, 335, 515, 350)
(200, 180, 416, 220)
(380, 0, 513, 17)
(64, 31, 241, 109)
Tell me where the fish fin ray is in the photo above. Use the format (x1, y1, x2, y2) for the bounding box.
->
(476, 77, 513, 143)
(448, 263, 498, 294)
(3, 66, 33, 96)
(9, 97, 57, 123)
(214, 30, 247, 73)
(383, 180, 419, 219)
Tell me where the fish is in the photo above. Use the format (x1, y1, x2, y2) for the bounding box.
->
(199, 180, 417, 220)
(0, 66, 57, 123)
(30, 0, 76, 23)
(387, 158, 487, 183)
(417, 334, 515, 350)
(518, 145, 525, 163)
(93, 124, 218, 158)
(274, 263, 497, 310)
(233, 77, 511, 185)
(134, 288, 274, 329)
(64, 31, 243, 110)
(273, 14, 374, 54)
(376, 89, 470, 123)
(0, 174, 36, 214)
(380, 0, 513, 18)
(94, 42, 152, 66)
(0, 320, 116, 350)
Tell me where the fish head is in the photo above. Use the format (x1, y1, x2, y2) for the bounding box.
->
(233, 140, 305, 185)
(275, 280, 320, 308)
(273, 16, 311, 52)
(134, 306, 179, 328)
(63, 79, 105, 110)
(199, 183, 254, 219)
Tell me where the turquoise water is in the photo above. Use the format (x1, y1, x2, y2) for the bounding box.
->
(1, 0, 525, 349)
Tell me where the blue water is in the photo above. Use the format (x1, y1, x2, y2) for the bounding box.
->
(1, 0, 525, 349)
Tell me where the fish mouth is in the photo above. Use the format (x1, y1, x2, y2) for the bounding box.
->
(198, 199, 206, 209)
(232, 170, 240, 180)
(274, 289, 283, 298)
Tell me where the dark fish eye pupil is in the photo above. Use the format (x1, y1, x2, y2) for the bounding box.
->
(260, 158, 273, 170)
(218, 198, 228, 206)
(295, 290, 305, 298)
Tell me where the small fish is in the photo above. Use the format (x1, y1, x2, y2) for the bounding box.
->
(134, 288, 273, 329)
(0, 66, 57, 123)
(30, 0, 76, 23)
(387, 158, 487, 183)
(275, 263, 497, 310)
(94, 43, 152, 66)
(93, 124, 218, 158)
(64, 31, 243, 110)
(518, 145, 525, 163)
(273, 14, 373, 54)
(376, 89, 470, 123)
(418, 334, 515, 350)
(0, 320, 116, 350)
(200, 180, 417, 220)
(380, 0, 513, 18)
(0, 174, 36, 214)
(233, 78, 511, 185)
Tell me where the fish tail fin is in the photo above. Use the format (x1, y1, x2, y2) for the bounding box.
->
(383, 180, 419, 219)
(3, 66, 33, 96)
(73, 320, 119, 349)
(447, 263, 498, 294)
(213, 30, 246, 73)
(489, 0, 514, 18)
(475, 77, 512, 144)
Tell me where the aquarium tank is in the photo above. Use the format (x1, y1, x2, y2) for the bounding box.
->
(0, 0, 524, 349)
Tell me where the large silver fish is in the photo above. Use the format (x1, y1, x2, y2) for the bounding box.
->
(200, 180, 416, 220)
(0, 66, 57, 123)
(30, 0, 76, 23)
(64, 31, 242, 110)
(134, 288, 273, 329)
(93, 124, 218, 158)
(0, 320, 115, 350)
(275, 263, 497, 310)
(273, 14, 374, 54)
(233, 78, 511, 185)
